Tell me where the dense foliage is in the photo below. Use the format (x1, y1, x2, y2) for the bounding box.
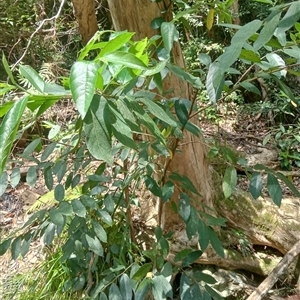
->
(1, 0, 300, 299)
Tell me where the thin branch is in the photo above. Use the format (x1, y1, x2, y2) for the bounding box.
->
(12, 0, 67, 70)
(158, 90, 199, 226)
(247, 239, 300, 300)
(123, 158, 138, 246)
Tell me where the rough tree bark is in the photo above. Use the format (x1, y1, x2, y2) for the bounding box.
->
(107, 0, 214, 231)
(71, 0, 98, 44)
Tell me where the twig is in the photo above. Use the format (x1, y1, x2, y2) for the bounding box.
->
(247, 239, 300, 300)
(123, 158, 138, 246)
(12, 0, 67, 70)
(85, 252, 96, 295)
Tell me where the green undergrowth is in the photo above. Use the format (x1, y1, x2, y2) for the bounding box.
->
(2, 249, 78, 300)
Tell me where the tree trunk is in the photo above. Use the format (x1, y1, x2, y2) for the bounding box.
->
(71, 0, 98, 44)
(231, 0, 241, 25)
(107, 0, 214, 231)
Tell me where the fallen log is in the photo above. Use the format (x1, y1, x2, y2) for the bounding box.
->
(215, 190, 300, 254)
(247, 239, 300, 300)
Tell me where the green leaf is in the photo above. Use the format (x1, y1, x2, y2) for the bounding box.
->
(209, 227, 224, 258)
(143, 61, 167, 77)
(199, 53, 211, 67)
(151, 142, 170, 156)
(232, 19, 262, 46)
(111, 116, 137, 150)
(101, 51, 147, 70)
(206, 62, 224, 103)
(145, 176, 162, 197)
(135, 278, 151, 300)
(21, 232, 32, 257)
(152, 275, 173, 300)
(116, 98, 138, 128)
(44, 167, 53, 190)
(99, 292, 108, 300)
(275, 2, 300, 46)
(36, 96, 61, 118)
(22, 138, 42, 158)
(254, 12, 281, 50)
(161, 181, 174, 202)
(267, 173, 282, 207)
(178, 192, 191, 222)
(72, 174, 81, 188)
(193, 270, 217, 284)
(186, 206, 199, 239)
(41, 143, 57, 161)
(26, 166, 37, 188)
(19, 65, 45, 92)
(169, 173, 201, 196)
(205, 285, 223, 300)
(72, 199, 86, 218)
(70, 61, 99, 119)
(239, 49, 261, 63)
(0, 101, 14, 117)
(239, 82, 261, 95)
(182, 250, 202, 268)
(44, 223, 56, 246)
(86, 234, 103, 256)
(54, 184, 65, 201)
(103, 195, 114, 214)
(0, 238, 11, 256)
(59, 201, 73, 216)
(276, 172, 300, 197)
(180, 274, 192, 300)
(198, 219, 210, 251)
(132, 263, 152, 280)
(2, 53, 17, 85)
(167, 63, 202, 89)
(160, 262, 173, 281)
(174, 249, 193, 262)
(222, 167, 237, 199)
(49, 208, 65, 234)
(175, 99, 189, 126)
(108, 283, 122, 300)
(159, 237, 169, 257)
(82, 195, 98, 210)
(151, 17, 165, 29)
(139, 97, 177, 127)
(119, 274, 132, 300)
(185, 121, 201, 137)
(83, 95, 112, 164)
(126, 96, 165, 143)
(11, 236, 21, 260)
(271, 75, 296, 101)
(190, 284, 203, 299)
(249, 172, 262, 199)
(98, 210, 112, 226)
(161, 22, 178, 53)
(217, 45, 241, 71)
(283, 46, 300, 60)
(0, 96, 28, 176)
(98, 32, 135, 57)
(92, 220, 107, 243)
(0, 171, 8, 196)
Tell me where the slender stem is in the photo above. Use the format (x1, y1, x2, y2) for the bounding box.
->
(12, 0, 67, 70)
(158, 89, 199, 226)
(123, 158, 138, 245)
